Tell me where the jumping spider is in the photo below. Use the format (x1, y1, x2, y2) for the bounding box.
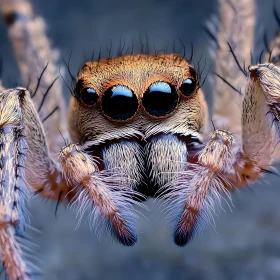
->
(0, 0, 280, 279)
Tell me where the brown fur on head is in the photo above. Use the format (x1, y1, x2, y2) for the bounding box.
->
(68, 54, 208, 143)
(68, 54, 208, 193)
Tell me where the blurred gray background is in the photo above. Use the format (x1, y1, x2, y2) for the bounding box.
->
(1, 0, 280, 279)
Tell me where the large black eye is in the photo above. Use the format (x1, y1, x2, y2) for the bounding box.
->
(102, 85, 138, 121)
(142, 81, 178, 117)
(180, 78, 196, 97)
(80, 88, 99, 106)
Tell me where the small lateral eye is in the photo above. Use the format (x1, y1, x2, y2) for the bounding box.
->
(180, 78, 196, 97)
(80, 88, 99, 106)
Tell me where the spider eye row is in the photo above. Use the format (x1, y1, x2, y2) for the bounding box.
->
(75, 78, 197, 121)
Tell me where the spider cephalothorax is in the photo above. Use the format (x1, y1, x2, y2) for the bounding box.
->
(68, 54, 208, 194)
(1, 0, 280, 279)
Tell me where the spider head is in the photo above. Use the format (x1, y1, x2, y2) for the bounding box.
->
(68, 54, 208, 196)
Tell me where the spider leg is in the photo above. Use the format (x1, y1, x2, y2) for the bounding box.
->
(163, 130, 234, 246)
(1, 88, 69, 201)
(210, 0, 255, 134)
(0, 88, 35, 280)
(167, 63, 280, 246)
(234, 63, 280, 184)
(58, 143, 142, 246)
(0, 0, 69, 154)
(0, 86, 73, 278)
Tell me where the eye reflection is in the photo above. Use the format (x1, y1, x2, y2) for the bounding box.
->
(142, 81, 178, 117)
(102, 85, 138, 121)
(80, 88, 99, 106)
(180, 78, 196, 97)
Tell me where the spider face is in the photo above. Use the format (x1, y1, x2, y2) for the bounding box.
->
(68, 54, 208, 196)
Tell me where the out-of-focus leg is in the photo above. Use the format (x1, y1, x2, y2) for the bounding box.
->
(210, 0, 255, 134)
(0, 0, 69, 154)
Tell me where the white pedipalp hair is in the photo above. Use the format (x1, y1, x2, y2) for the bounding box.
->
(145, 134, 188, 187)
(101, 140, 145, 189)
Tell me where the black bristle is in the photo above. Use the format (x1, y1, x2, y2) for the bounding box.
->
(38, 77, 58, 113)
(32, 188, 44, 197)
(214, 72, 242, 95)
(106, 40, 113, 60)
(258, 49, 264, 64)
(188, 42, 194, 64)
(31, 62, 49, 98)
(42, 105, 59, 123)
(55, 191, 63, 217)
(178, 38, 186, 59)
(202, 24, 220, 50)
(228, 43, 248, 77)
(63, 51, 76, 86)
(261, 168, 280, 177)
